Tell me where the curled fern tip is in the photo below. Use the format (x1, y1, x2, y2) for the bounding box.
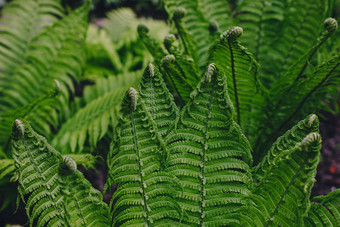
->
(14, 119, 25, 136)
(62, 156, 77, 173)
(301, 133, 321, 151)
(205, 63, 217, 83)
(162, 54, 176, 66)
(148, 63, 155, 77)
(209, 19, 219, 33)
(173, 7, 186, 20)
(164, 34, 176, 49)
(324, 18, 338, 33)
(128, 87, 138, 111)
(137, 23, 149, 34)
(223, 26, 243, 40)
(308, 114, 318, 128)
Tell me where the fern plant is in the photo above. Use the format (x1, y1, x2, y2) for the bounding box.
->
(3, 0, 340, 226)
(11, 61, 340, 226)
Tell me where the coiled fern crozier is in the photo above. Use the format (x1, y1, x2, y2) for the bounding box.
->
(5, 0, 340, 226)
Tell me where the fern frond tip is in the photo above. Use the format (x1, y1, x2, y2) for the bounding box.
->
(307, 114, 318, 128)
(62, 156, 77, 173)
(324, 18, 338, 33)
(162, 54, 176, 66)
(205, 63, 217, 83)
(13, 119, 25, 137)
(137, 23, 149, 34)
(301, 133, 321, 151)
(164, 34, 176, 50)
(128, 87, 138, 111)
(222, 26, 243, 40)
(209, 19, 219, 33)
(148, 63, 155, 77)
(173, 7, 186, 20)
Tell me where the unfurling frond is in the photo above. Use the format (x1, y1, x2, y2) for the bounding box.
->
(305, 189, 340, 226)
(12, 119, 110, 227)
(138, 63, 179, 137)
(240, 132, 321, 226)
(0, 2, 89, 138)
(106, 85, 181, 226)
(167, 64, 253, 226)
(209, 26, 266, 141)
(253, 114, 319, 181)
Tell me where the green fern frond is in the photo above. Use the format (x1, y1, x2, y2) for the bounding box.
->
(60, 156, 110, 226)
(235, 0, 286, 76)
(271, 17, 338, 92)
(12, 119, 67, 226)
(208, 26, 267, 140)
(0, 2, 89, 138)
(52, 73, 141, 153)
(167, 64, 253, 225)
(107, 87, 181, 226)
(262, 0, 327, 84)
(12, 119, 110, 226)
(138, 23, 167, 65)
(138, 63, 179, 137)
(161, 54, 196, 105)
(240, 132, 321, 226)
(254, 54, 340, 159)
(305, 189, 340, 226)
(0, 0, 64, 85)
(163, 0, 211, 67)
(253, 114, 319, 181)
(0, 80, 60, 155)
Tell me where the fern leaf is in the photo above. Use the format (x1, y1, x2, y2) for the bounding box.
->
(0, 0, 63, 84)
(138, 63, 179, 137)
(235, 0, 286, 77)
(305, 189, 340, 226)
(0, 80, 59, 154)
(270, 17, 338, 92)
(167, 64, 253, 225)
(241, 132, 321, 226)
(52, 73, 141, 153)
(262, 0, 327, 84)
(12, 119, 67, 226)
(138, 23, 167, 65)
(60, 156, 110, 227)
(107, 87, 181, 226)
(253, 54, 340, 160)
(163, 0, 211, 67)
(253, 114, 319, 181)
(208, 27, 267, 140)
(0, 2, 89, 137)
(12, 119, 110, 226)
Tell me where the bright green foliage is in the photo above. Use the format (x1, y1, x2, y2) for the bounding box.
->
(208, 27, 266, 139)
(2, 0, 340, 226)
(0, 1, 89, 141)
(106, 87, 181, 226)
(11, 119, 109, 227)
(52, 72, 141, 153)
(156, 0, 340, 162)
(240, 132, 321, 226)
(166, 64, 253, 225)
(0, 0, 64, 84)
(305, 189, 340, 226)
(138, 63, 179, 137)
(253, 114, 319, 181)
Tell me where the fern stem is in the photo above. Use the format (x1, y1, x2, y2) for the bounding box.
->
(199, 74, 216, 226)
(130, 109, 150, 226)
(227, 39, 241, 126)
